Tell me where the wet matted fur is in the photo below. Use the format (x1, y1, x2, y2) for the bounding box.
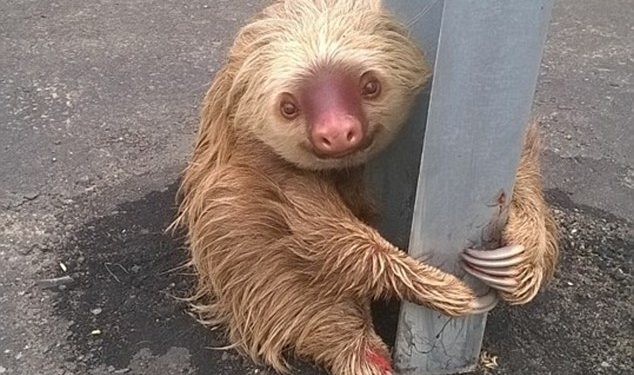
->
(172, 1, 559, 374)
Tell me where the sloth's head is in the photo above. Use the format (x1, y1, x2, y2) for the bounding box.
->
(231, 0, 430, 170)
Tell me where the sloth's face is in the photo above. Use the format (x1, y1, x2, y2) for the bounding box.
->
(237, 0, 430, 170)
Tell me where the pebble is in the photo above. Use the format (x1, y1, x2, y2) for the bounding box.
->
(0, 366, 6, 374)
(23, 191, 39, 200)
(64, 362, 77, 371)
(42, 342, 54, 354)
(36, 275, 74, 289)
(16, 244, 35, 256)
(77, 176, 94, 188)
(611, 269, 627, 281)
(600, 361, 610, 368)
(90, 308, 102, 315)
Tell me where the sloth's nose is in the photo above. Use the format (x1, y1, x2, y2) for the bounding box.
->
(310, 114, 364, 157)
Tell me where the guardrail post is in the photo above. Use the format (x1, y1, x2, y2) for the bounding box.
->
(368, 1, 554, 373)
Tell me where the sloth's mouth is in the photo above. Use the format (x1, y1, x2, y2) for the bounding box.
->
(314, 139, 374, 159)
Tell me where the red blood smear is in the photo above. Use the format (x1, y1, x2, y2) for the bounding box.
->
(366, 349, 393, 375)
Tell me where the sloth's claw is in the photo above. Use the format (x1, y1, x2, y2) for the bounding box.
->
(461, 245, 526, 293)
(469, 289, 498, 314)
(464, 244, 524, 260)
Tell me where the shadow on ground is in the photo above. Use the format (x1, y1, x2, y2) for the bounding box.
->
(51, 183, 323, 375)
(52, 185, 631, 374)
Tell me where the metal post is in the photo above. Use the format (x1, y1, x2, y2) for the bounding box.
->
(368, 1, 554, 373)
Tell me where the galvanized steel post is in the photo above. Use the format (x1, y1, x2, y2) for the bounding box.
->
(367, 1, 554, 373)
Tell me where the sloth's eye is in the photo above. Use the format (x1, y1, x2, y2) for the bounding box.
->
(280, 94, 300, 119)
(281, 101, 299, 119)
(361, 72, 381, 99)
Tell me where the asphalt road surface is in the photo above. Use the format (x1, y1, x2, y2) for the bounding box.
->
(1, 1, 631, 374)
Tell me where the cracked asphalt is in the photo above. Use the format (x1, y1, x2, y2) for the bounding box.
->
(1, 1, 631, 374)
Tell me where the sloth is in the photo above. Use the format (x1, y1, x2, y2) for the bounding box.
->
(173, 1, 558, 374)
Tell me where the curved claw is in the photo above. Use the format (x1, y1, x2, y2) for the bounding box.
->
(466, 262, 516, 277)
(461, 252, 523, 268)
(464, 244, 524, 260)
(469, 290, 498, 315)
(463, 263, 518, 293)
(461, 244, 531, 296)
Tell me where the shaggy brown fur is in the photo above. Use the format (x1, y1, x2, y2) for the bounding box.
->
(173, 1, 559, 374)
(501, 123, 559, 304)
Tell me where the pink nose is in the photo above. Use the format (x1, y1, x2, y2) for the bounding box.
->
(310, 115, 364, 156)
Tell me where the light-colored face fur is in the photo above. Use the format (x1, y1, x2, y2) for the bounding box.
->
(232, 0, 430, 170)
